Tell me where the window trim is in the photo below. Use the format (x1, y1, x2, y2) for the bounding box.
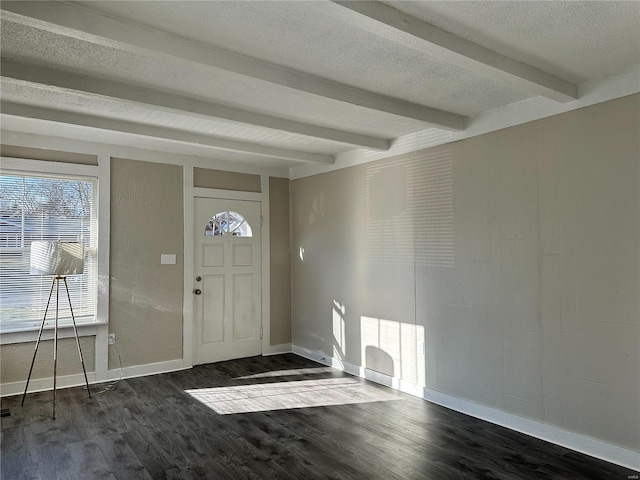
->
(0, 157, 109, 340)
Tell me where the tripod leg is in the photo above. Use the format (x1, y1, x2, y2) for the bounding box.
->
(53, 278, 59, 420)
(22, 278, 55, 406)
(63, 277, 91, 398)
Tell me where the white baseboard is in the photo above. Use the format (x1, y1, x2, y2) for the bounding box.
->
(1, 372, 98, 398)
(4, 349, 296, 398)
(1, 358, 189, 398)
(262, 343, 292, 356)
(422, 388, 640, 472)
(291, 344, 640, 472)
(106, 358, 188, 382)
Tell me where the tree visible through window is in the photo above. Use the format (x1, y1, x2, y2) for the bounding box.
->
(0, 172, 98, 329)
(204, 211, 252, 237)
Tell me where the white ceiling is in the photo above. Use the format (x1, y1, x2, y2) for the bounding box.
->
(1, 1, 639, 170)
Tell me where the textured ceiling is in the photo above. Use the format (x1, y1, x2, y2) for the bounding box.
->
(0, 22, 426, 139)
(75, 1, 533, 113)
(389, 1, 640, 82)
(1, 1, 639, 169)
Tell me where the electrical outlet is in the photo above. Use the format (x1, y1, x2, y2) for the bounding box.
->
(108, 333, 116, 345)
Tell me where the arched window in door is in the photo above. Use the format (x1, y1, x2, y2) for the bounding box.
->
(204, 211, 253, 237)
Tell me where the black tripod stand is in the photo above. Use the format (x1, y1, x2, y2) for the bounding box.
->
(21, 275, 92, 419)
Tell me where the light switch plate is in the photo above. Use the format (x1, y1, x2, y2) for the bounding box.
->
(161, 254, 176, 265)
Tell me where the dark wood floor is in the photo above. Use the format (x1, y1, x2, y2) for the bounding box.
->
(1, 354, 636, 480)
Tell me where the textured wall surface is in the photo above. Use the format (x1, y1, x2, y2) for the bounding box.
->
(269, 177, 291, 345)
(194, 167, 261, 192)
(0, 337, 95, 383)
(110, 158, 184, 369)
(0, 144, 98, 165)
(291, 94, 639, 451)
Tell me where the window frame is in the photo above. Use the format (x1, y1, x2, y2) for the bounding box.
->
(0, 158, 109, 342)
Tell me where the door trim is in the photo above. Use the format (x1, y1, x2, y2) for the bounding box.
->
(183, 172, 273, 368)
(259, 175, 272, 356)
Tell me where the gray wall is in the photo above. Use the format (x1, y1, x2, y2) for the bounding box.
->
(0, 337, 95, 383)
(1, 145, 98, 165)
(109, 158, 184, 368)
(269, 177, 291, 345)
(194, 167, 261, 192)
(291, 94, 639, 451)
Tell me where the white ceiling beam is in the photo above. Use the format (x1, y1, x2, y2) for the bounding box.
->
(0, 102, 335, 165)
(1, 61, 390, 152)
(0, 2, 467, 131)
(331, 1, 578, 103)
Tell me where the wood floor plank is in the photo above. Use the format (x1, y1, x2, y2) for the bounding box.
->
(67, 431, 152, 480)
(2, 354, 637, 480)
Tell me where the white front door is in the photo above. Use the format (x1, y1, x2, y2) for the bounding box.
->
(193, 197, 262, 365)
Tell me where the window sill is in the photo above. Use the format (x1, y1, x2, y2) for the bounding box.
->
(0, 321, 107, 345)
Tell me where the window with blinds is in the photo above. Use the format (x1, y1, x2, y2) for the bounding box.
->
(0, 171, 98, 331)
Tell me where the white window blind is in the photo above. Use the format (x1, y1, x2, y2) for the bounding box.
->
(0, 171, 98, 330)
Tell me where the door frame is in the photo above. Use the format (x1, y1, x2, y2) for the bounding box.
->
(182, 176, 272, 368)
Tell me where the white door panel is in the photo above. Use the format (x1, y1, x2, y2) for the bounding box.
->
(193, 197, 262, 365)
(202, 274, 224, 343)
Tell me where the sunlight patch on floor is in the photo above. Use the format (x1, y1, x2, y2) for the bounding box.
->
(186, 377, 401, 414)
(233, 367, 333, 380)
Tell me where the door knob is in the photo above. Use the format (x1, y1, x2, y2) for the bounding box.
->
(193, 289, 202, 295)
